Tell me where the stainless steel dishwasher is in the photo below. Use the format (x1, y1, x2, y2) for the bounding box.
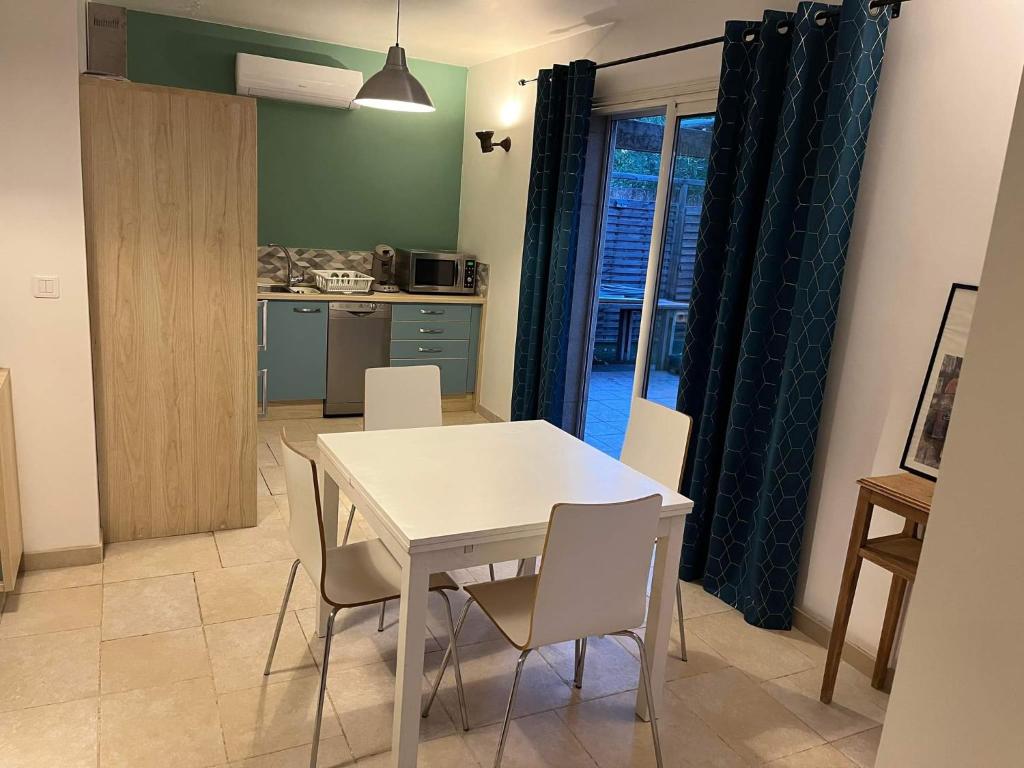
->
(325, 302, 392, 416)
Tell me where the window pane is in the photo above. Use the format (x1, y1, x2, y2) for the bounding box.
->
(643, 115, 714, 408)
(583, 114, 665, 458)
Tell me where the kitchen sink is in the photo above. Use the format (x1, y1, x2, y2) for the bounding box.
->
(258, 284, 321, 294)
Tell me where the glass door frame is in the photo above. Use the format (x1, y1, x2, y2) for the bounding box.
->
(576, 104, 669, 437)
(589, 82, 718, 404)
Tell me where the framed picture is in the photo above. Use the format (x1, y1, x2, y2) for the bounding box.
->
(901, 283, 979, 480)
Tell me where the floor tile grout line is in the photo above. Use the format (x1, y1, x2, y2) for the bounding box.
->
(196, 608, 232, 766)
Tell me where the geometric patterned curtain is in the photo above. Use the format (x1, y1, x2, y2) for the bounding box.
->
(511, 60, 597, 426)
(677, 0, 891, 629)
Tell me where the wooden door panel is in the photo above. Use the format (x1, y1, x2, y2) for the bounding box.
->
(81, 78, 256, 541)
(187, 92, 258, 532)
(138, 86, 198, 539)
(82, 79, 197, 541)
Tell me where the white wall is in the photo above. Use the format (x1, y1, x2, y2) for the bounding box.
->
(875, 65, 1024, 768)
(0, 0, 101, 554)
(799, 0, 1024, 652)
(459, 0, 1024, 655)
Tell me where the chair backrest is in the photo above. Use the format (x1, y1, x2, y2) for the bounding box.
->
(528, 494, 662, 648)
(620, 397, 693, 491)
(279, 432, 328, 600)
(364, 365, 442, 431)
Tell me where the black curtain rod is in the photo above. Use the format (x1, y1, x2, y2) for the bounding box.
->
(517, 0, 908, 86)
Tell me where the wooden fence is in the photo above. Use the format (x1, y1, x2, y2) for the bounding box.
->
(594, 180, 704, 367)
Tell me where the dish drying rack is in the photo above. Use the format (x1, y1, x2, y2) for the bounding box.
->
(309, 269, 374, 294)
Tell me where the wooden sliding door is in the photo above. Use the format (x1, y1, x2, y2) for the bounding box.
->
(80, 77, 256, 542)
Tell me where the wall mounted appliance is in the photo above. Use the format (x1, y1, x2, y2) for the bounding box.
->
(86, 3, 126, 77)
(235, 53, 363, 110)
(394, 249, 477, 295)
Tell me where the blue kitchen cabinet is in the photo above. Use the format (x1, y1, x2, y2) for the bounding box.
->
(258, 300, 328, 401)
(390, 358, 470, 395)
(390, 303, 481, 395)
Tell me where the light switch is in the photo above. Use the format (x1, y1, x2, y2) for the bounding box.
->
(32, 275, 60, 299)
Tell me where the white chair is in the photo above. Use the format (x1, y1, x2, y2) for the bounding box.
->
(619, 396, 694, 662)
(424, 495, 666, 768)
(265, 432, 469, 768)
(341, 365, 443, 546)
(339, 365, 444, 631)
(347, 366, 519, 587)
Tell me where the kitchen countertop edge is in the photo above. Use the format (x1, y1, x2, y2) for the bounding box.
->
(257, 288, 485, 305)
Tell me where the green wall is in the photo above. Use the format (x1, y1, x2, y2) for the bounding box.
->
(127, 12, 467, 251)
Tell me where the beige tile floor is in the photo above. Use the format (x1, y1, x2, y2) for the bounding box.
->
(0, 412, 886, 767)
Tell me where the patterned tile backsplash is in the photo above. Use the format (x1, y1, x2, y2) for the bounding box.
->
(257, 245, 489, 297)
(257, 246, 371, 283)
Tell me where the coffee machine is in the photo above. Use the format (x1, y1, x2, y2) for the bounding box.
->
(370, 244, 400, 293)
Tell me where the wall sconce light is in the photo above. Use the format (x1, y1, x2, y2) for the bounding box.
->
(475, 130, 511, 153)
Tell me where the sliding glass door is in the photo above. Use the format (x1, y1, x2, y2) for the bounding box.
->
(582, 112, 666, 457)
(579, 102, 714, 458)
(642, 115, 713, 406)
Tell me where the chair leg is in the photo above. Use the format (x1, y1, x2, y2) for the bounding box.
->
(494, 649, 531, 768)
(616, 630, 664, 768)
(264, 559, 300, 676)
(488, 564, 496, 581)
(676, 581, 688, 662)
(423, 597, 473, 718)
(378, 600, 386, 632)
(573, 637, 588, 689)
(437, 591, 469, 731)
(340, 504, 356, 546)
(309, 607, 340, 768)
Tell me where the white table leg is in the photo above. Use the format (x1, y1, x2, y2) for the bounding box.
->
(638, 515, 684, 721)
(391, 554, 430, 768)
(318, 472, 341, 638)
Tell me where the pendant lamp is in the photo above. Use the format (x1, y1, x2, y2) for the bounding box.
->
(353, 0, 434, 113)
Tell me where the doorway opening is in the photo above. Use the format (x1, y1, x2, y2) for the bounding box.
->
(579, 112, 713, 457)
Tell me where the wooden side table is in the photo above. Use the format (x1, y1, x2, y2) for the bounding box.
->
(820, 472, 934, 703)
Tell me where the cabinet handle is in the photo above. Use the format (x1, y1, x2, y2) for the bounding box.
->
(293, 306, 321, 313)
(418, 328, 443, 334)
(258, 300, 268, 351)
(419, 309, 445, 315)
(417, 347, 443, 353)
(257, 369, 268, 417)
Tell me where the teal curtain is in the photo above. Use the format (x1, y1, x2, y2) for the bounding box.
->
(678, 0, 891, 628)
(511, 60, 597, 426)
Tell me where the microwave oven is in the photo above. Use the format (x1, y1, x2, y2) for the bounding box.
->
(394, 249, 477, 295)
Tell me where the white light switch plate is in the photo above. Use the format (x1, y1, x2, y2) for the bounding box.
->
(33, 275, 60, 299)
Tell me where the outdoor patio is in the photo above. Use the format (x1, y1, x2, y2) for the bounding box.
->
(583, 366, 680, 457)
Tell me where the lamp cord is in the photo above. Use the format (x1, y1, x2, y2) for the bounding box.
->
(396, 0, 401, 45)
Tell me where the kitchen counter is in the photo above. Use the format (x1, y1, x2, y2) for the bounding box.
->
(257, 284, 485, 305)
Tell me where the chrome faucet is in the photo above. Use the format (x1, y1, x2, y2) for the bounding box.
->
(267, 243, 302, 287)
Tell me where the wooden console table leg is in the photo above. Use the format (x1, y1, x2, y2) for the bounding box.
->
(873, 574, 908, 690)
(821, 491, 873, 704)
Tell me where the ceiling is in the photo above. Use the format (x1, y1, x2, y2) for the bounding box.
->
(116, 0, 635, 67)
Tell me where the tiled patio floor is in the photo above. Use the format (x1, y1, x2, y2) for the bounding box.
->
(584, 367, 680, 458)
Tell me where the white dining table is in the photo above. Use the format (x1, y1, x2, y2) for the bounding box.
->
(316, 419, 692, 768)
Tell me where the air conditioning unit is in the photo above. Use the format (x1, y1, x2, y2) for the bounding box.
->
(235, 53, 363, 110)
